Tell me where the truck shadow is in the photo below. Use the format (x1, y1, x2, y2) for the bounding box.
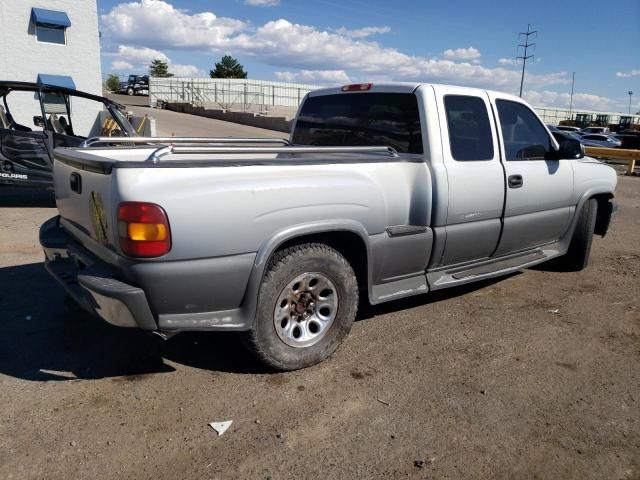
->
(0, 261, 517, 381)
(0, 186, 56, 207)
(0, 262, 266, 381)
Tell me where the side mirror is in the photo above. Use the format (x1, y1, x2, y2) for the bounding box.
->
(558, 139, 584, 159)
(33, 115, 44, 128)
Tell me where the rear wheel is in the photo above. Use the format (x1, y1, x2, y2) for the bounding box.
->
(558, 198, 598, 271)
(244, 243, 358, 371)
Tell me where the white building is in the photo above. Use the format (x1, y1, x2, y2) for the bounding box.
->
(0, 0, 102, 132)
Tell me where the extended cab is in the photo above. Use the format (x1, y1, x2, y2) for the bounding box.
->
(40, 83, 617, 370)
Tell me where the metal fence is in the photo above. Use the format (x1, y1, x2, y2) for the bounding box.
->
(149, 77, 321, 114)
(534, 107, 639, 126)
(130, 76, 640, 125)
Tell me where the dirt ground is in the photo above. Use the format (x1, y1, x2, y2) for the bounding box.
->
(0, 170, 638, 480)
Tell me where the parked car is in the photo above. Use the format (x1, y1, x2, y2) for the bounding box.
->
(580, 134, 622, 148)
(580, 126, 611, 135)
(0, 81, 136, 188)
(555, 125, 581, 133)
(547, 125, 584, 143)
(612, 133, 640, 149)
(40, 82, 617, 370)
(618, 129, 640, 137)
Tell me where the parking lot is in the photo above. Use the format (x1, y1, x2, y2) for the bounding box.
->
(0, 109, 638, 478)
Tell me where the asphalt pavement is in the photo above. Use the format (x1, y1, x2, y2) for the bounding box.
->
(106, 93, 284, 138)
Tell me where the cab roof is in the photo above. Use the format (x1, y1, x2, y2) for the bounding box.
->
(308, 82, 524, 104)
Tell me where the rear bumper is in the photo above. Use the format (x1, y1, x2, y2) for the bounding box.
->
(40, 216, 157, 330)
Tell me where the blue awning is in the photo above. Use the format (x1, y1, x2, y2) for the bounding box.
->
(37, 74, 76, 90)
(31, 8, 71, 28)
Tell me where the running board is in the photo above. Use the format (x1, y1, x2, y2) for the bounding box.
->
(370, 274, 429, 305)
(452, 251, 545, 279)
(427, 243, 563, 291)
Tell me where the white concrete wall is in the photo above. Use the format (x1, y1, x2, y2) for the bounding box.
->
(0, 0, 102, 133)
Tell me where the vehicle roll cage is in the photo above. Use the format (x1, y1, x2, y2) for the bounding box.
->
(0, 81, 134, 137)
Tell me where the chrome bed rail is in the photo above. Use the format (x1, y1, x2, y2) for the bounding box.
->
(80, 136, 292, 147)
(147, 145, 399, 163)
(78, 136, 398, 163)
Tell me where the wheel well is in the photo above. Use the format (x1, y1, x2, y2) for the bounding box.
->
(593, 193, 614, 236)
(276, 231, 369, 293)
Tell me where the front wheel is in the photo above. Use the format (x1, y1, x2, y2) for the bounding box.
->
(244, 243, 359, 371)
(126, 88, 134, 96)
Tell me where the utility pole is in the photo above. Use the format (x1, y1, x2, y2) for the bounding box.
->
(569, 72, 575, 118)
(517, 24, 537, 97)
(629, 91, 633, 115)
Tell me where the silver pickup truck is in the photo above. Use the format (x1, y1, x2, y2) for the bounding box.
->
(40, 82, 617, 370)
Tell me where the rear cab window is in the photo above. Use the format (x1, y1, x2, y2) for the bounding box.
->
(444, 95, 494, 161)
(292, 92, 423, 154)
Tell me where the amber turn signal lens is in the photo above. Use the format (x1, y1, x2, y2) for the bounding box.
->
(127, 222, 167, 241)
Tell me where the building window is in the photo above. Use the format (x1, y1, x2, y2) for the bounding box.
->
(31, 8, 71, 45)
(36, 25, 66, 45)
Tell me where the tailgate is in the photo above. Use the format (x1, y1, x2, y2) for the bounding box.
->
(53, 147, 121, 249)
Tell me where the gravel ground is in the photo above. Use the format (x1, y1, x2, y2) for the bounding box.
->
(0, 169, 638, 480)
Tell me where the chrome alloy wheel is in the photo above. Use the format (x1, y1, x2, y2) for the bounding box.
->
(273, 272, 339, 348)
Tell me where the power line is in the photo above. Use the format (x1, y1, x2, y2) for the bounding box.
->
(569, 72, 575, 117)
(517, 24, 537, 97)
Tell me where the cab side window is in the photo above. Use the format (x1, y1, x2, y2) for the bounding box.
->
(444, 95, 494, 161)
(496, 100, 552, 161)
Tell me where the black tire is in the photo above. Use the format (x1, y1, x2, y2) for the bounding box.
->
(243, 243, 358, 371)
(558, 198, 598, 271)
(126, 88, 134, 96)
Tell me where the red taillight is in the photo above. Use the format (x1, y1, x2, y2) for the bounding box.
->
(117, 202, 171, 257)
(341, 83, 372, 92)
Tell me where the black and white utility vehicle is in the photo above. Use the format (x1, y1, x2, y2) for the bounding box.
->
(0, 81, 135, 188)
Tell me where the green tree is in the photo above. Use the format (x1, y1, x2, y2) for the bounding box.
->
(149, 59, 173, 78)
(209, 55, 248, 79)
(105, 74, 121, 92)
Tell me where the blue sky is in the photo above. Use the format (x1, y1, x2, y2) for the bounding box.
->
(98, 0, 640, 112)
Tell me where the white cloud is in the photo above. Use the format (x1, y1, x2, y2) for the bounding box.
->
(106, 45, 204, 77)
(442, 47, 481, 61)
(524, 90, 618, 111)
(111, 60, 134, 70)
(332, 26, 391, 39)
(102, 1, 635, 109)
(245, 0, 280, 6)
(101, 0, 247, 50)
(101, 2, 566, 90)
(616, 69, 640, 78)
(275, 70, 350, 84)
(107, 45, 169, 64)
(171, 64, 204, 77)
(498, 57, 518, 66)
